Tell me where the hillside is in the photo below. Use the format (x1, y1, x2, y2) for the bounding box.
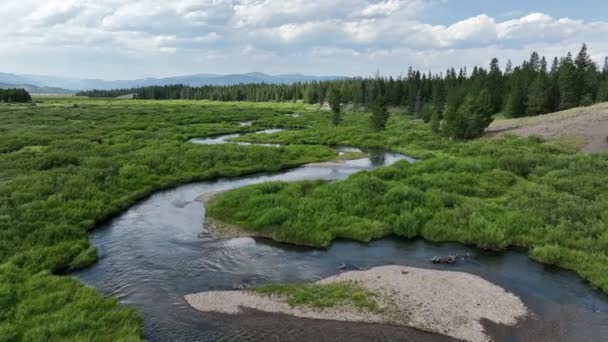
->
(487, 103, 608, 153)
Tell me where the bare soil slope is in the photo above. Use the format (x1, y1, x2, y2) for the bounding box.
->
(487, 103, 608, 153)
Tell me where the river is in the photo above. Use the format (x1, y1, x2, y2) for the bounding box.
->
(75, 129, 608, 341)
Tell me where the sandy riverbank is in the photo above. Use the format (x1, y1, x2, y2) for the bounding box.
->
(185, 265, 527, 342)
(195, 190, 227, 204)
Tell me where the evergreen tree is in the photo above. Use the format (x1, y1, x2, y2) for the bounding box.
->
(548, 57, 561, 111)
(75, 43, 606, 118)
(597, 79, 608, 102)
(581, 93, 594, 106)
(505, 60, 513, 75)
(527, 58, 551, 115)
(414, 88, 422, 118)
(558, 53, 578, 110)
(443, 87, 464, 132)
(328, 87, 342, 126)
(429, 109, 440, 133)
(444, 90, 493, 140)
(505, 68, 528, 118)
(574, 43, 597, 105)
(529, 52, 541, 72)
(431, 82, 445, 115)
(421, 103, 434, 123)
(370, 95, 389, 132)
(486, 58, 504, 114)
(0, 88, 32, 103)
(575, 43, 592, 70)
(473, 89, 494, 133)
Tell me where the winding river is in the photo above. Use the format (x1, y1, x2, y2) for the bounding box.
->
(75, 128, 608, 341)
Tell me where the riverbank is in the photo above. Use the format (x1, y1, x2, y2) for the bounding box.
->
(185, 265, 527, 342)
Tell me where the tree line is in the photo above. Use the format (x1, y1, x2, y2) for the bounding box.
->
(0, 88, 32, 103)
(79, 44, 608, 139)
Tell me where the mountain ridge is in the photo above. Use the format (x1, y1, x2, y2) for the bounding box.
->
(0, 72, 342, 91)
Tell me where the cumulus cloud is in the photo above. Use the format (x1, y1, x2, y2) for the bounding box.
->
(0, 0, 607, 78)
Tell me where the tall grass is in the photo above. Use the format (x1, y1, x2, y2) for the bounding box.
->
(254, 281, 381, 313)
(208, 119, 608, 293)
(0, 98, 337, 341)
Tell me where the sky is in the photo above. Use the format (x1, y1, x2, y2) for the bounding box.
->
(1, 0, 608, 79)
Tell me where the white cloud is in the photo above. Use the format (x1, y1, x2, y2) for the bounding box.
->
(359, 0, 405, 18)
(0, 1, 607, 78)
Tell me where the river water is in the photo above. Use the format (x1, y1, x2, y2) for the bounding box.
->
(75, 130, 608, 341)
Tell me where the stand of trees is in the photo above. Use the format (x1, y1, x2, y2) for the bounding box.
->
(0, 88, 32, 103)
(78, 44, 608, 138)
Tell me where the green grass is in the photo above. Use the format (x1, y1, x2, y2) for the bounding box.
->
(254, 281, 381, 313)
(207, 113, 608, 294)
(0, 98, 340, 341)
(4, 96, 608, 341)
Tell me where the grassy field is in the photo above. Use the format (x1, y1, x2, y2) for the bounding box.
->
(208, 107, 608, 294)
(3, 97, 608, 341)
(0, 98, 339, 341)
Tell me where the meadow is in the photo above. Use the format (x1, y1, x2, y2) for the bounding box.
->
(2, 97, 608, 341)
(209, 108, 608, 294)
(0, 98, 337, 341)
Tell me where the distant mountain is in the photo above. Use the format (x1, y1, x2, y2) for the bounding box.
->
(0, 81, 74, 95)
(0, 72, 342, 91)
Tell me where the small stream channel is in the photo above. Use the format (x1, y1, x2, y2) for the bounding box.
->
(75, 129, 608, 341)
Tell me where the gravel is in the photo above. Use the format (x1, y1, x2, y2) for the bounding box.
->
(185, 265, 527, 342)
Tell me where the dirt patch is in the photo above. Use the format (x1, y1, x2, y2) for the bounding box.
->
(185, 265, 527, 342)
(486, 103, 608, 153)
(194, 190, 228, 204)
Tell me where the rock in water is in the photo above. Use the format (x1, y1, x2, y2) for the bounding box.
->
(431, 255, 458, 264)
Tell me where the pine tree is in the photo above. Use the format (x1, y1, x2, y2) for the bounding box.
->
(414, 88, 422, 118)
(75, 43, 606, 116)
(431, 82, 445, 115)
(328, 87, 342, 126)
(597, 79, 608, 102)
(370, 95, 389, 132)
(575, 43, 592, 70)
(421, 103, 434, 123)
(0, 88, 32, 103)
(429, 109, 440, 133)
(505, 60, 513, 75)
(443, 87, 463, 134)
(487, 58, 504, 113)
(505, 68, 528, 118)
(558, 53, 578, 110)
(473, 89, 494, 132)
(444, 90, 493, 140)
(547, 57, 561, 111)
(529, 52, 541, 72)
(527, 57, 551, 115)
(574, 43, 598, 105)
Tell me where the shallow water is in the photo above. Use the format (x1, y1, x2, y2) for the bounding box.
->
(75, 131, 608, 341)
